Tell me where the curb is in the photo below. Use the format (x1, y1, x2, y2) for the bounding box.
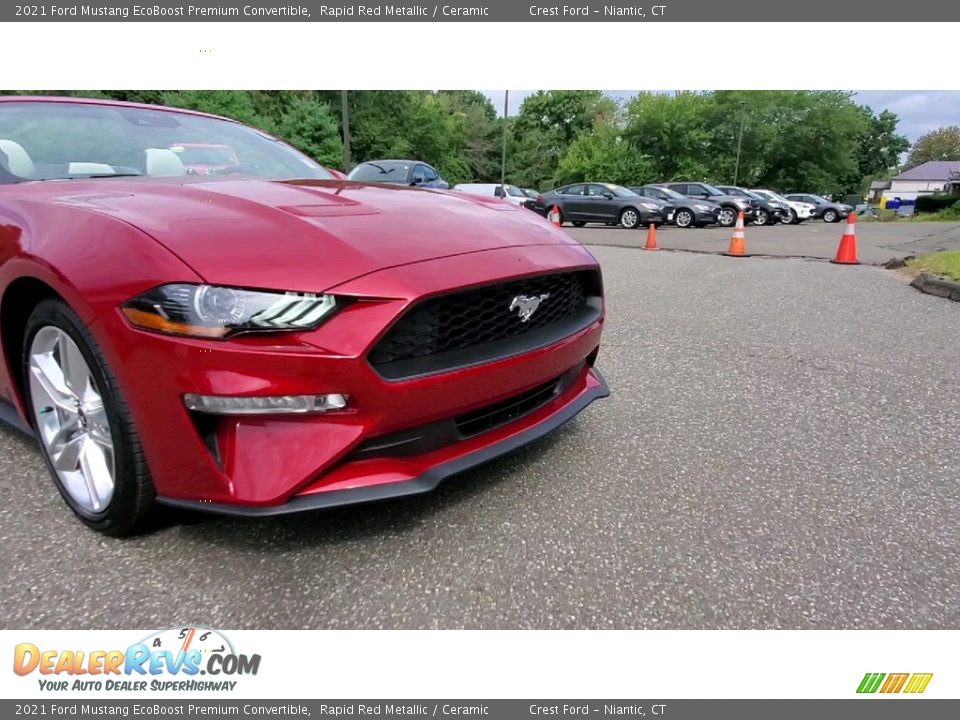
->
(910, 272, 960, 303)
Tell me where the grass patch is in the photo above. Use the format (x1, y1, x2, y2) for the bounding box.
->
(906, 251, 960, 282)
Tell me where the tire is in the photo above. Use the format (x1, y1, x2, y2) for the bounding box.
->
(619, 207, 641, 229)
(674, 209, 694, 228)
(572, 221, 587, 228)
(781, 209, 797, 225)
(754, 209, 770, 226)
(717, 207, 737, 227)
(823, 209, 839, 223)
(23, 299, 155, 535)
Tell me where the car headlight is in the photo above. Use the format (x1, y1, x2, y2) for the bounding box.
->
(694, 204, 712, 211)
(121, 284, 340, 339)
(639, 202, 661, 210)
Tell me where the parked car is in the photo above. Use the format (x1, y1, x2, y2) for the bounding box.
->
(453, 183, 530, 208)
(347, 159, 449, 189)
(534, 183, 670, 229)
(169, 143, 239, 175)
(0, 96, 607, 534)
(521, 188, 539, 199)
(715, 185, 788, 226)
(782, 193, 852, 223)
(750, 189, 815, 225)
(631, 184, 722, 228)
(662, 182, 757, 227)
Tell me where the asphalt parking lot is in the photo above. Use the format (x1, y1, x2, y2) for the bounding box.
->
(2, 245, 959, 629)
(568, 219, 960, 265)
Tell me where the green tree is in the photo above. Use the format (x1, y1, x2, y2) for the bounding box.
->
(509, 90, 615, 189)
(159, 90, 265, 128)
(271, 96, 342, 168)
(906, 126, 960, 168)
(623, 91, 716, 181)
(555, 124, 655, 186)
(855, 108, 909, 179)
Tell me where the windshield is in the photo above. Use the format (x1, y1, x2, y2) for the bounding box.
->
(505, 185, 526, 197)
(753, 189, 788, 203)
(0, 101, 332, 183)
(348, 162, 411, 183)
(701, 183, 727, 197)
(173, 145, 238, 165)
(807, 194, 830, 204)
(718, 186, 757, 199)
(647, 186, 685, 201)
(606, 184, 637, 197)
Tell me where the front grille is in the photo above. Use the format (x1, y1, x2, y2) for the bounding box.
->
(455, 375, 562, 438)
(369, 270, 600, 380)
(346, 364, 584, 463)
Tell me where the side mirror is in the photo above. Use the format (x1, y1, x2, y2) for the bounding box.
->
(603, 192, 614, 199)
(411, 178, 423, 186)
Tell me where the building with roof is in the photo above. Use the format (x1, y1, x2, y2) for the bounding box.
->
(884, 161, 960, 203)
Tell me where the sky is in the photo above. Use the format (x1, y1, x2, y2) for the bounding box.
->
(482, 90, 960, 143)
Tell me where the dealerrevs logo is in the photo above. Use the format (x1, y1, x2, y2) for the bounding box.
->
(13, 627, 261, 693)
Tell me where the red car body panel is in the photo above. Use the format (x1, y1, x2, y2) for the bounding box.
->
(0, 97, 607, 516)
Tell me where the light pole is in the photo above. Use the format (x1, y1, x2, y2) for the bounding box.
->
(733, 101, 747, 186)
(500, 90, 509, 191)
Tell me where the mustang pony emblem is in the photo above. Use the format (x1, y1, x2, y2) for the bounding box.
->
(509, 293, 550, 323)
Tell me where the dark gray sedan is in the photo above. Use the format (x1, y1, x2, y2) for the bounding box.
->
(533, 183, 671, 229)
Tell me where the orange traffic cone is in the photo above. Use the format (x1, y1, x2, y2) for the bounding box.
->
(644, 223, 659, 251)
(548, 204, 562, 227)
(725, 212, 747, 257)
(831, 213, 860, 265)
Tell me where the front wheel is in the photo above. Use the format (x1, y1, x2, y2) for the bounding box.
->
(823, 209, 839, 223)
(24, 299, 154, 535)
(753, 209, 770, 226)
(674, 209, 694, 228)
(619, 207, 641, 229)
(717, 207, 737, 227)
(781, 209, 797, 225)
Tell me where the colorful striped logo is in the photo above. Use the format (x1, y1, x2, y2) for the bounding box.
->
(857, 672, 933, 694)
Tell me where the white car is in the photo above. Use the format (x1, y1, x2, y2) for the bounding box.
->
(453, 183, 531, 208)
(750, 189, 815, 225)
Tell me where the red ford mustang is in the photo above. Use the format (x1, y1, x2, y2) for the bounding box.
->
(0, 97, 607, 535)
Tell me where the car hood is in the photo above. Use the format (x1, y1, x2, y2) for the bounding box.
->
(30, 177, 575, 292)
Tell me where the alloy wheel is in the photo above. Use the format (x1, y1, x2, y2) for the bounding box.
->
(621, 209, 639, 228)
(718, 208, 736, 226)
(755, 210, 769, 226)
(676, 210, 693, 228)
(28, 327, 115, 513)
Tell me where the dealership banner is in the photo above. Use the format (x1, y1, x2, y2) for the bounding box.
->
(4, 0, 959, 22)
(2, 630, 958, 704)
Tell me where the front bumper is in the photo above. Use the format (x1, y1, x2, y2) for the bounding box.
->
(696, 208, 722, 224)
(640, 209, 669, 225)
(91, 243, 606, 514)
(160, 366, 608, 516)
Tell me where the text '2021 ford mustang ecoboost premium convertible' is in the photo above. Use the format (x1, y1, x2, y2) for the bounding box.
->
(0, 97, 608, 535)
